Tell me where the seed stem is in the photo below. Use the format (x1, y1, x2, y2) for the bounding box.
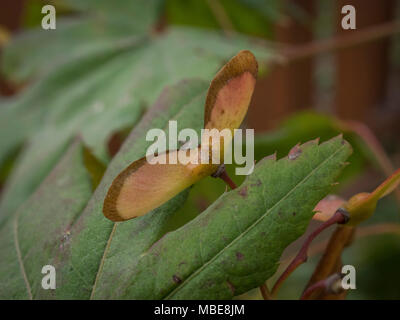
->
(219, 170, 238, 190)
(300, 273, 342, 300)
(271, 209, 349, 298)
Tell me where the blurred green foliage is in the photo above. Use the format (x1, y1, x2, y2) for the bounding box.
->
(0, 0, 399, 300)
(166, 0, 281, 38)
(0, 0, 274, 224)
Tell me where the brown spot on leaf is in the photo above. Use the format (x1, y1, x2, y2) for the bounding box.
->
(236, 252, 244, 261)
(172, 275, 182, 284)
(202, 280, 215, 289)
(251, 179, 262, 187)
(59, 230, 71, 250)
(239, 186, 248, 197)
(292, 212, 296, 216)
(195, 197, 210, 212)
(288, 144, 302, 160)
(226, 281, 235, 295)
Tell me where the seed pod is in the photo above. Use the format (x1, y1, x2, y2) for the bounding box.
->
(103, 50, 258, 221)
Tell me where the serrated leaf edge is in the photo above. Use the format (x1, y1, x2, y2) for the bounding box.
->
(164, 139, 350, 299)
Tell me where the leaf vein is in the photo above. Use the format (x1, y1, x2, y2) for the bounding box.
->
(90, 222, 117, 299)
(164, 144, 346, 299)
(13, 213, 33, 300)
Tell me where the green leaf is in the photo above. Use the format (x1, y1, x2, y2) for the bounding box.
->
(0, 27, 274, 223)
(101, 136, 352, 299)
(0, 79, 210, 299)
(2, 0, 164, 82)
(236, 0, 282, 21)
(254, 112, 371, 183)
(0, 139, 94, 299)
(166, 0, 280, 38)
(164, 112, 359, 226)
(0, 44, 129, 168)
(64, 0, 164, 27)
(1, 17, 142, 83)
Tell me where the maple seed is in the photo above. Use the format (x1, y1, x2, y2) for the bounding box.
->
(103, 50, 258, 222)
(204, 50, 258, 133)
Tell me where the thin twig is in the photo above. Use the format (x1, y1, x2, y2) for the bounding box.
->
(205, 0, 235, 37)
(271, 209, 349, 298)
(300, 273, 342, 300)
(280, 223, 400, 266)
(340, 120, 400, 210)
(356, 223, 400, 238)
(303, 225, 355, 300)
(259, 283, 272, 300)
(212, 165, 238, 189)
(279, 20, 400, 64)
(219, 170, 238, 190)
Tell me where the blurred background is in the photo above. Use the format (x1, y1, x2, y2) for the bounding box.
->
(0, 0, 399, 299)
